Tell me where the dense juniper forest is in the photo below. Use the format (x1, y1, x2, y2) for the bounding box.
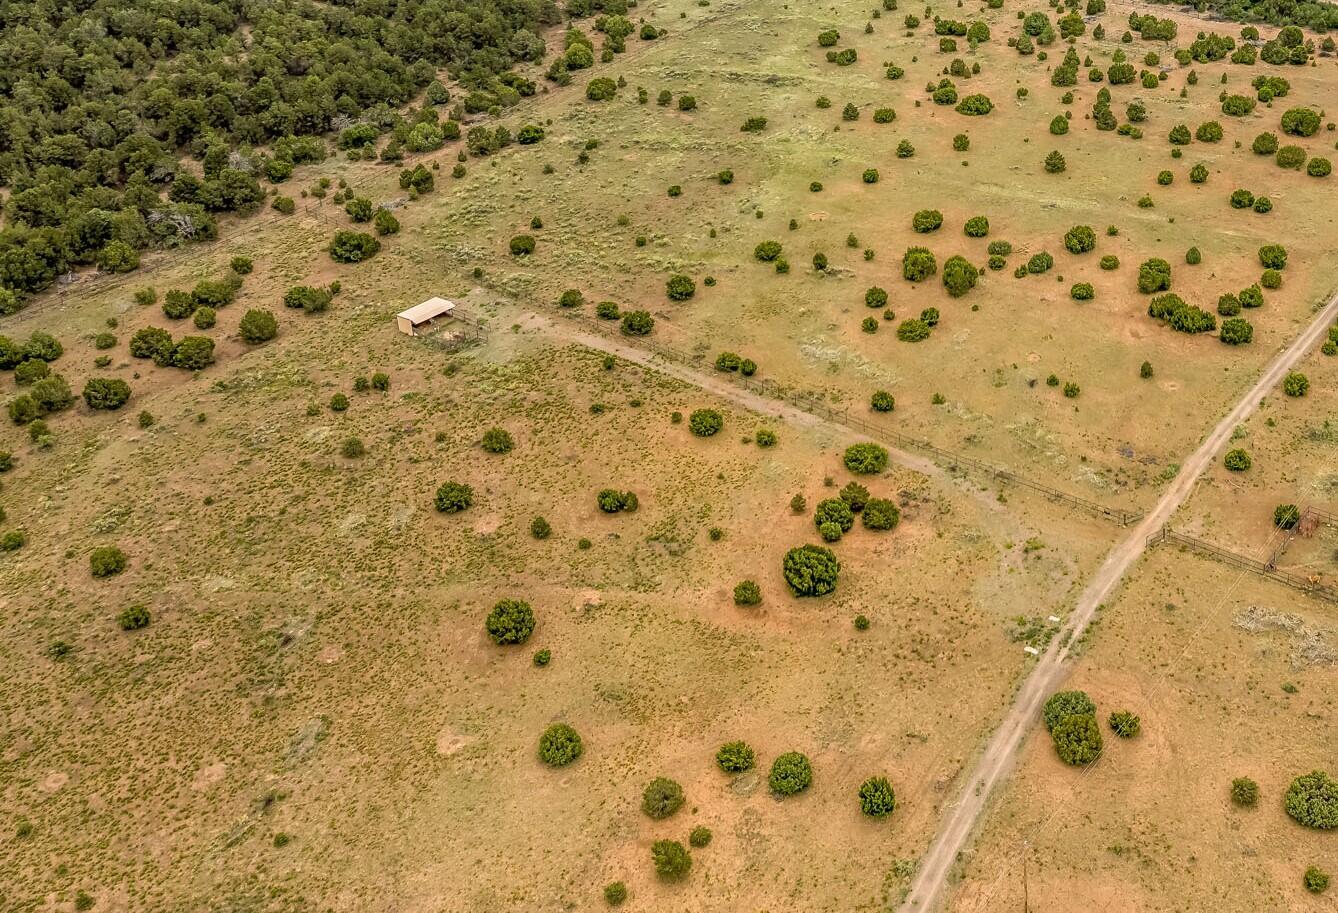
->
(0, 0, 1331, 316)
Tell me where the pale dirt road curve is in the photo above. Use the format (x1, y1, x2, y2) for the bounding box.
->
(897, 288, 1338, 913)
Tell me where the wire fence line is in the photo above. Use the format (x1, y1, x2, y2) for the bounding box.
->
(554, 309, 1145, 527)
(1146, 525, 1338, 604)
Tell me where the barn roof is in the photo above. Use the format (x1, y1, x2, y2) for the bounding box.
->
(397, 297, 455, 324)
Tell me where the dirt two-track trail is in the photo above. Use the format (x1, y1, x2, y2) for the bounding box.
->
(897, 287, 1338, 913)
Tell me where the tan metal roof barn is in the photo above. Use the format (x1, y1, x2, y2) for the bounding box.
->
(396, 297, 455, 335)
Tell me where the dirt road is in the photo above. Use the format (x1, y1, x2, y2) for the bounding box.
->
(896, 288, 1338, 913)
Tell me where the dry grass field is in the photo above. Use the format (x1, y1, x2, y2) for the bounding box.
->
(2, 0, 1336, 910)
(948, 546, 1337, 912)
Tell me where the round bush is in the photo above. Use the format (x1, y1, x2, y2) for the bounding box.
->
(815, 498, 855, 534)
(666, 275, 695, 301)
(1258, 244, 1287, 270)
(1100, 255, 1119, 271)
(782, 544, 840, 596)
(865, 286, 888, 308)
(858, 776, 897, 817)
(510, 234, 537, 256)
(1027, 252, 1054, 274)
(689, 826, 712, 848)
(1277, 145, 1307, 169)
(871, 390, 895, 412)
(1070, 282, 1094, 301)
(486, 599, 535, 645)
(117, 604, 152, 631)
(1231, 776, 1259, 806)
(1219, 318, 1253, 345)
(82, 378, 131, 410)
(844, 442, 888, 474)
(90, 545, 127, 578)
(434, 481, 474, 513)
(481, 427, 514, 453)
(1281, 106, 1321, 137)
(912, 209, 943, 233)
(239, 309, 278, 343)
(1252, 132, 1279, 155)
(897, 318, 931, 342)
(755, 240, 783, 262)
(942, 256, 978, 297)
(963, 216, 989, 237)
(1224, 448, 1252, 471)
(1043, 690, 1095, 732)
(641, 777, 685, 819)
(1052, 712, 1102, 765)
(1274, 503, 1302, 529)
(1063, 224, 1097, 255)
(1107, 710, 1141, 738)
(902, 247, 937, 282)
(530, 516, 552, 539)
(538, 723, 583, 767)
(604, 882, 627, 906)
(621, 310, 654, 336)
(1309, 157, 1333, 178)
(1283, 372, 1308, 397)
(1285, 771, 1338, 829)
(862, 498, 900, 530)
(689, 408, 723, 437)
(716, 740, 756, 772)
(769, 751, 813, 795)
(1137, 258, 1172, 294)
(733, 579, 762, 606)
(650, 840, 692, 880)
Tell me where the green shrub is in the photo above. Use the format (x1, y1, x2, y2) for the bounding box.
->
(328, 230, 380, 263)
(1219, 318, 1253, 345)
(1137, 258, 1172, 293)
(642, 777, 685, 819)
(1274, 503, 1301, 529)
(1050, 115, 1069, 135)
(117, 604, 151, 631)
(897, 318, 931, 342)
(666, 275, 695, 301)
(955, 93, 993, 115)
(1063, 225, 1096, 254)
(1230, 776, 1259, 806)
(864, 287, 888, 310)
(597, 489, 638, 513)
(1258, 244, 1287, 269)
(486, 599, 536, 645)
(1309, 158, 1333, 178)
(733, 580, 762, 606)
(1027, 252, 1054, 274)
(586, 77, 617, 100)
(481, 427, 514, 453)
(239, 309, 278, 343)
(902, 247, 937, 282)
(1224, 448, 1251, 471)
(1195, 121, 1223, 143)
(782, 544, 840, 596)
(1282, 372, 1308, 397)
(621, 310, 654, 336)
(1252, 132, 1279, 155)
(814, 497, 854, 533)
(1285, 771, 1338, 829)
(871, 390, 895, 412)
(769, 751, 813, 795)
(862, 498, 900, 530)
(716, 740, 756, 772)
(689, 409, 723, 437)
(1043, 690, 1095, 732)
(912, 209, 943, 233)
(90, 545, 127, 578)
(1304, 867, 1329, 894)
(942, 256, 978, 297)
(1189, 163, 1208, 183)
(963, 216, 989, 237)
(82, 378, 131, 410)
(650, 840, 692, 880)
(1108, 710, 1140, 737)
(859, 776, 897, 817)
(1053, 713, 1102, 765)
(1044, 150, 1066, 173)
(510, 235, 537, 256)
(603, 882, 627, 906)
(1070, 283, 1094, 301)
(754, 240, 783, 262)
(688, 826, 712, 848)
(434, 481, 474, 513)
(1239, 285, 1264, 308)
(1277, 145, 1307, 169)
(1281, 106, 1321, 137)
(538, 723, 583, 767)
(844, 442, 888, 474)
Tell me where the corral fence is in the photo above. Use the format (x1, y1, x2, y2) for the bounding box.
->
(1146, 525, 1338, 604)
(417, 308, 488, 353)
(556, 308, 1143, 527)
